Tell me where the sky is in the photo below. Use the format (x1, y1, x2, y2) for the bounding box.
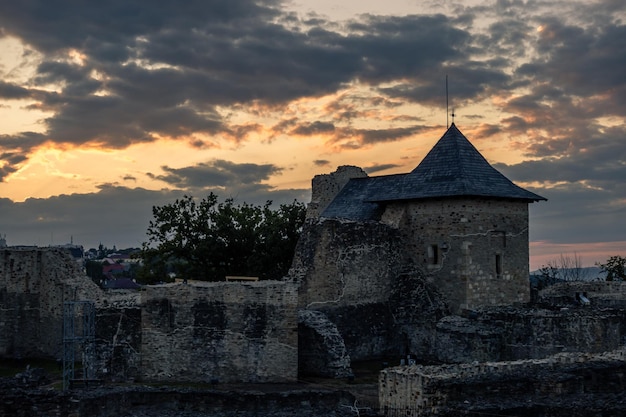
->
(0, 0, 625, 270)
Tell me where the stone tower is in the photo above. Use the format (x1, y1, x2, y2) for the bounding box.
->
(315, 123, 546, 313)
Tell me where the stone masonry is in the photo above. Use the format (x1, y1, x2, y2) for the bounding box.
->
(0, 248, 102, 359)
(140, 281, 298, 383)
(0, 248, 298, 384)
(306, 166, 368, 219)
(379, 348, 626, 416)
(381, 198, 531, 312)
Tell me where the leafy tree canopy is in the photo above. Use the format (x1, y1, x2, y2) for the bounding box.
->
(597, 255, 626, 281)
(137, 193, 306, 284)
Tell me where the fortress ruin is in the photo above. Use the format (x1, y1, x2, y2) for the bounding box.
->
(2, 124, 626, 416)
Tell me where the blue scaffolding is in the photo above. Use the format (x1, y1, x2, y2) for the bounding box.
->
(62, 300, 96, 390)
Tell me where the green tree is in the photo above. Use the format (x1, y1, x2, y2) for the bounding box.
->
(85, 260, 104, 283)
(137, 193, 306, 283)
(597, 255, 626, 281)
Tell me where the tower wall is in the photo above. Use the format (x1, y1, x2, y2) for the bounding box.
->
(382, 197, 530, 312)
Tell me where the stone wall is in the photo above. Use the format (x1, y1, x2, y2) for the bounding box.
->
(140, 281, 298, 383)
(291, 219, 400, 309)
(433, 305, 626, 363)
(298, 309, 352, 378)
(539, 281, 626, 307)
(1, 248, 299, 384)
(290, 218, 403, 360)
(379, 348, 626, 417)
(94, 306, 143, 381)
(382, 198, 530, 312)
(290, 219, 447, 362)
(0, 248, 103, 359)
(306, 166, 368, 219)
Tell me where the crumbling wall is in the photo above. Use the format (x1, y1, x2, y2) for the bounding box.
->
(290, 219, 403, 360)
(140, 281, 298, 383)
(306, 165, 368, 219)
(0, 248, 103, 359)
(539, 281, 626, 307)
(95, 306, 142, 381)
(298, 309, 352, 378)
(291, 219, 399, 309)
(1, 248, 299, 384)
(290, 219, 446, 362)
(379, 348, 626, 417)
(434, 306, 626, 363)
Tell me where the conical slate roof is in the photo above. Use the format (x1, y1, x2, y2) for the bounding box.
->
(365, 123, 546, 202)
(321, 124, 545, 220)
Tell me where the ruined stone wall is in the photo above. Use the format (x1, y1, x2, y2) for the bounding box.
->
(540, 281, 626, 307)
(140, 281, 298, 383)
(1, 248, 298, 385)
(290, 219, 446, 361)
(291, 218, 399, 309)
(433, 306, 626, 363)
(382, 198, 530, 313)
(306, 166, 368, 219)
(290, 218, 402, 359)
(0, 248, 103, 359)
(94, 305, 143, 381)
(379, 348, 626, 417)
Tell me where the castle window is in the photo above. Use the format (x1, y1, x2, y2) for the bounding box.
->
(427, 244, 439, 265)
(495, 254, 503, 277)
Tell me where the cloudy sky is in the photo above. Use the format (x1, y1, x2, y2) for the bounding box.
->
(0, 0, 624, 269)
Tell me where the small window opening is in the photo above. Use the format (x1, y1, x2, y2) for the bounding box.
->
(427, 244, 439, 265)
(495, 254, 503, 277)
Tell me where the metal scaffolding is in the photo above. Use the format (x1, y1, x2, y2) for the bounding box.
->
(62, 300, 95, 390)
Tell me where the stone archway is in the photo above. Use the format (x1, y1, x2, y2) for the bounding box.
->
(298, 309, 353, 378)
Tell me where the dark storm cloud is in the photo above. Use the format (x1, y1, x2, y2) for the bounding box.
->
(141, 159, 309, 212)
(0, 81, 31, 99)
(472, 123, 502, 139)
(291, 121, 336, 136)
(343, 14, 469, 82)
(1, 0, 625, 252)
(529, 183, 626, 245)
(495, 124, 626, 186)
(313, 159, 330, 167)
(0, 132, 48, 181)
(0, 186, 177, 249)
(515, 16, 626, 117)
(0, 0, 283, 55)
(150, 159, 283, 189)
(350, 125, 432, 146)
(0, 183, 309, 250)
(497, 121, 626, 246)
(378, 61, 510, 108)
(0, 0, 491, 170)
(364, 163, 402, 174)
